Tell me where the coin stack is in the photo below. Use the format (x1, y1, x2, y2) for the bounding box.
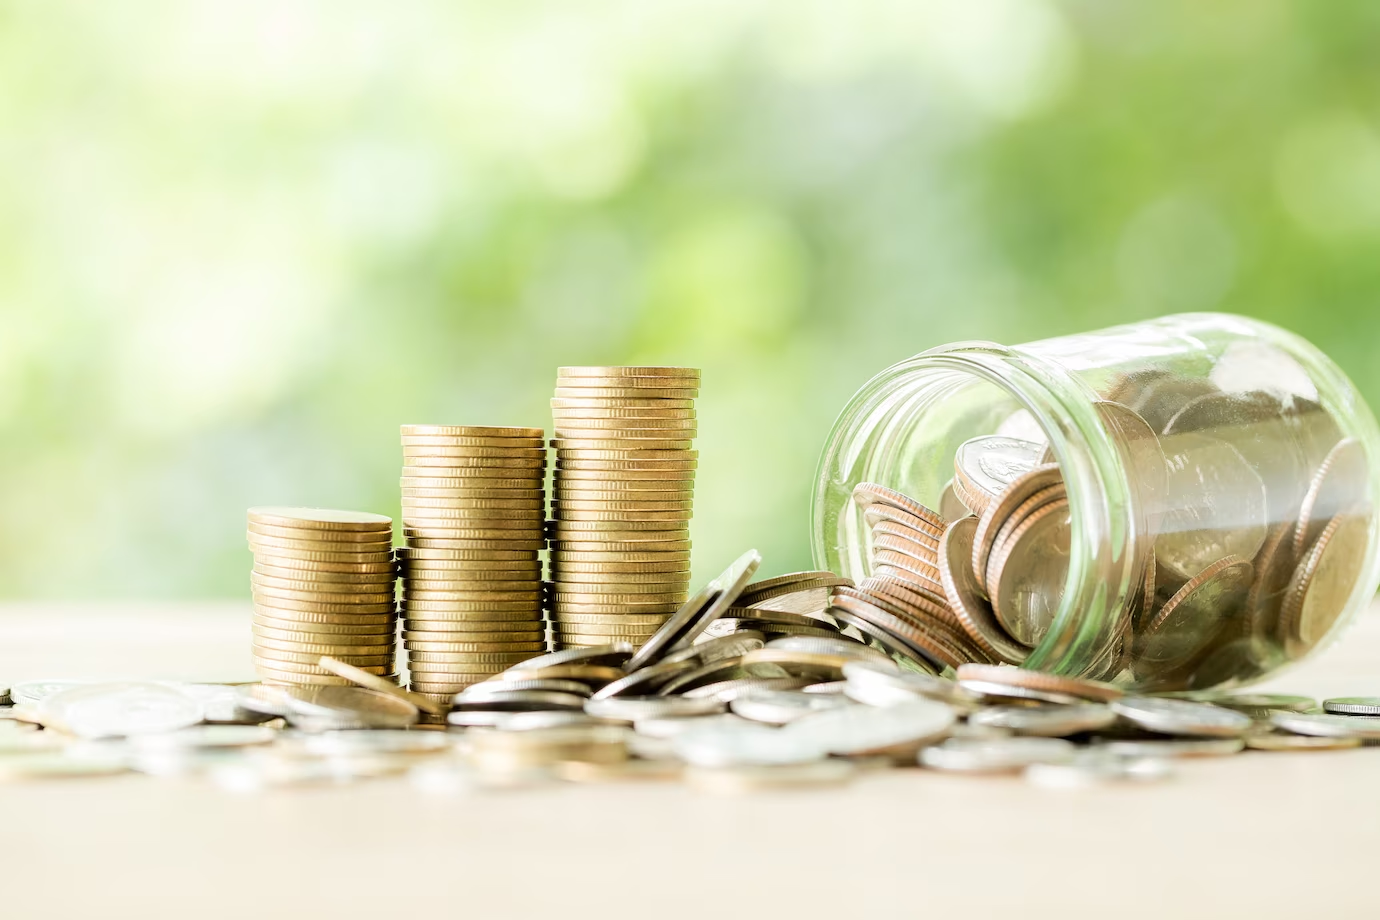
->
(548, 367, 699, 649)
(829, 484, 993, 673)
(398, 425, 549, 703)
(246, 507, 399, 686)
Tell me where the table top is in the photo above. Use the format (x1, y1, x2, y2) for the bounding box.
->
(4, 600, 1380, 920)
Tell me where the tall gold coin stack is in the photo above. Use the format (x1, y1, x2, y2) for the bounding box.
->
(246, 507, 399, 686)
(398, 425, 549, 704)
(548, 366, 700, 648)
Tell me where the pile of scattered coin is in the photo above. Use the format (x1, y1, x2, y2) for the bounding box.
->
(398, 425, 549, 702)
(246, 508, 399, 686)
(547, 367, 699, 649)
(5, 556, 1379, 790)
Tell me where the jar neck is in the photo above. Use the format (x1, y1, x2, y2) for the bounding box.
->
(812, 341, 1138, 675)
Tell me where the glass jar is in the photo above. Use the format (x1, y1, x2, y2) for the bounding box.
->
(812, 313, 1380, 691)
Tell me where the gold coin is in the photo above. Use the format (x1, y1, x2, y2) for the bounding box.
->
(400, 568, 541, 582)
(408, 644, 547, 658)
(554, 627, 662, 640)
(252, 646, 393, 666)
(402, 619, 545, 634)
(246, 532, 394, 554)
(247, 507, 392, 532)
(250, 570, 395, 592)
(402, 575, 541, 590)
(253, 670, 359, 687)
(552, 613, 671, 626)
(252, 582, 394, 604)
(553, 499, 694, 513)
(555, 483, 694, 497)
(404, 456, 544, 469)
(551, 562, 690, 575)
(548, 519, 688, 532)
(558, 366, 700, 378)
(549, 602, 679, 615)
(556, 459, 698, 471)
(249, 545, 396, 564)
(555, 466, 695, 480)
(401, 446, 548, 461)
(245, 556, 398, 575)
(401, 496, 544, 511)
(398, 555, 540, 570)
(553, 416, 697, 430)
(398, 547, 539, 561)
(401, 435, 545, 449)
(252, 596, 396, 615)
(409, 680, 495, 693)
(400, 488, 545, 502)
(400, 424, 545, 439)
(251, 616, 394, 637)
(550, 398, 695, 410)
(402, 519, 544, 533)
(255, 659, 391, 678)
(252, 628, 394, 650)
(1280, 513, 1368, 654)
(551, 573, 690, 588)
(400, 538, 546, 553)
(247, 522, 394, 543)
(553, 510, 692, 523)
(553, 441, 694, 453)
(551, 550, 691, 563)
(404, 610, 544, 625)
(401, 476, 545, 491)
(252, 604, 395, 624)
(400, 646, 543, 661)
(402, 599, 542, 613)
(316, 657, 445, 715)
(553, 386, 698, 399)
(252, 637, 394, 657)
(252, 564, 397, 586)
(550, 541, 692, 553)
(551, 405, 696, 419)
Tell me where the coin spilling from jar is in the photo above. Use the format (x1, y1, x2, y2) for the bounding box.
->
(841, 383, 1370, 690)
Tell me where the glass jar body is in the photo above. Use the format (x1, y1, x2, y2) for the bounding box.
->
(812, 313, 1380, 690)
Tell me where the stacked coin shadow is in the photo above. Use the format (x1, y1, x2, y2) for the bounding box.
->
(398, 426, 550, 703)
(246, 508, 399, 686)
(547, 367, 700, 649)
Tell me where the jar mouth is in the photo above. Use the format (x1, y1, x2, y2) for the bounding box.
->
(812, 341, 1138, 676)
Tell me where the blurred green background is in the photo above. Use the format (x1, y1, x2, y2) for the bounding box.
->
(2, 0, 1379, 599)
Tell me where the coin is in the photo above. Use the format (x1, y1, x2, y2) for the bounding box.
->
(1279, 512, 1368, 654)
(252, 596, 397, 615)
(251, 565, 398, 586)
(986, 498, 1071, 647)
(1322, 696, 1380, 715)
(557, 458, 698, 471)
(968, 703, 1116, 737)
(971, 464, 1063, 585)
(952, 437, 1046, 514)
(920, 736, 1075, 772)
(247, 507, 393, 532)
(1294, 438, 1367, 558)
(248, 522, 394, 543)
(953, 664, 1122, 703)
(1138, 555, 1253, 669)
(852, 483, 947, 530)
(937, 517, 1030, 664)
(247, 533, 394, 554)
(252, 622, 395, 641)
(1110, 696, 1253, 737)
(1245, 732, 1362, 751)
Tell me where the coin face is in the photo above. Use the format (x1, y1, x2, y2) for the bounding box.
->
(247, 507, 393, 531)
(938, 517, 1030, 664)
(953, 437, 1046, 511)
(1294, 437, 1367, 558)
(1110, 696, 1253, 737)
(1138, 555, 1252, 669)
(987, 498, 1071, 647)
(1279, 513, 1369, 654)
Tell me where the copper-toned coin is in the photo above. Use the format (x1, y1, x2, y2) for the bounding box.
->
(938, 516, 1030, 664)
(1155, 433, 1266, 582)
(986, 498, 1071, 647)
(860, 503, 945, 540)
(1096, 400, 1167, 530)
(858, 574, 949, 614)
(939, 479, 970, 522)
(971, 464, 1063, 590)
(953, 663, 1123, 703)
(1243, 522, 1296, 639)
(870, 552, 944, 591)
(851, 483, 947, 531)
(829, 594, 985, 670)
(871, 533, 941, 566)
(1279, 513, 1369, 655)
(1138, 555, 1253, 668)
(979, 481, 1066, 593)
(1294, 438, 1367, 559)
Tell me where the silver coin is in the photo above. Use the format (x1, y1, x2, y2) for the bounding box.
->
(589, 658, 698, 700)
(801, 681, 851, 695)
(585, 695, 725, 721)
(765, 635, 889, 662)
(500, 643, 634, 673)
(9, 680, 98, 706)
(449, 710, 607, 731)
(458, 679, 593, 700)
(919, 737, 1075, 773)
(968, 704, 1116, 737)
(659, 632, 765, 669)
(729, 689, 852, 725)
(38, 682, 205, 739)
(1323, 697, 1380, 716)
(173, 683, 276, 724)
(1110, 697, 1253, 737)
(626, 549, 762, 671)
(956, 679, 1079, 707)
(1270, 711, 1380, 740)
(1183, 691, 1316, 714)
(681, 677, 813, 702)
(842, 660, 968, 707)
(633, 712, 754, 739)
(295, 729, 451, 754)
(954, 436, 1047, 507)
(1094, 737, 1244, 758)
(783, 698, 955, 755)
(264, 685, 418, 730)
(672, 721, 825, 767)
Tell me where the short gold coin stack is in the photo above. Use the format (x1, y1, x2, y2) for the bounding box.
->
(398, 425, 549, 703)
(548, 367, 699, 648)
(246, 507, 399, 686)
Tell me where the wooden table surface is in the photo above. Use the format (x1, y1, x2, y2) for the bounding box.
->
(3, 601, 1379, 920)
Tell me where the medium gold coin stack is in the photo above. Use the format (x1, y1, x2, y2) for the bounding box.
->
(548, 367, 700, 649)
(246, 507, 399, 686)
(398, 425, 549, 703)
